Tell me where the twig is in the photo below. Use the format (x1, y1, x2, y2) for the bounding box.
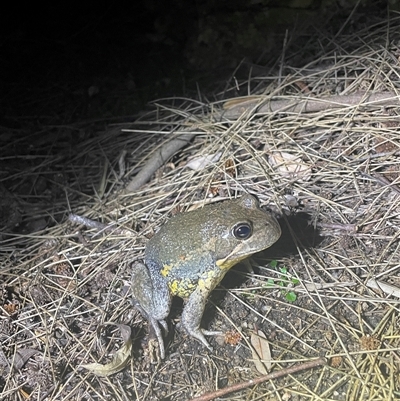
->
(301, 281, 356, 292)
(189, 357, 327, 401)
(69, 214, 109, 230)
(359, 172, 400, 194)
(68, 214, 130, 236)
(222, 91, 399, 119)
(316, 222, 358, 233)
(124, 133, 196, 192)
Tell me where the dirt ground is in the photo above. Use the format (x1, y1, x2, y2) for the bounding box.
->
(1, 7, 400, 401)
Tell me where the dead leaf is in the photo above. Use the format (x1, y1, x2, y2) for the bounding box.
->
(366, 278, 400, 298)
(3, 303, 19, 315)
(224, 330, 242, 346)
(0, 348, 40, 372)
(360, 335, 381, 351)
(186, 152, 222, 171)
(14, 349, 40, 370)
(82, 323, 132, 377)
(250, 330, 272, 374)
(269, 151, 312, 181)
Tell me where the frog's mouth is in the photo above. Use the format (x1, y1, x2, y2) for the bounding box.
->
(216, 245, 256, 270)
(216, 228, 280, 270)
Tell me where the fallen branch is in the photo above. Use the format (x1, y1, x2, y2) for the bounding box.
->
(222, 91, 399, 119)
(189, 357, 327, 401)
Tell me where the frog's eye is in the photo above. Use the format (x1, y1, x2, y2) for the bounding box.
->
(232, 222, 252, 240)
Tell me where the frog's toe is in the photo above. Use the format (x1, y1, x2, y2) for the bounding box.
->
(159, 318, 168, 333)
(199, 329, 224, 351)
(195, 333, 213, 351)
(148, 317, 166, 359)
(184, 327, 222, 351)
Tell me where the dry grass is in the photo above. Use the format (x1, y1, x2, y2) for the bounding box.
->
(1, 13, 400, 401)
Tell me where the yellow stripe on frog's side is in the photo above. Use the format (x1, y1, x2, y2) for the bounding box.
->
(196, 269, 222, 292)
(169, 267, 224, 298)
(169, 279, 197, 297)
(167, 255, 251, 298)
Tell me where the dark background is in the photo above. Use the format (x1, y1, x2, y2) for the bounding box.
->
(0, 0, 393, 123)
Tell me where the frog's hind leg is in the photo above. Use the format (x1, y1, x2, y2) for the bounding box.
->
(131, 262, 171, 359)
(181, 286, 222, 351)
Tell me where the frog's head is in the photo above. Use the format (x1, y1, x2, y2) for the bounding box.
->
(212, 194, 281, 270)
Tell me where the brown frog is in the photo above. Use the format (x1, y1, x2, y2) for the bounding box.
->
(131, 194, 281, 358)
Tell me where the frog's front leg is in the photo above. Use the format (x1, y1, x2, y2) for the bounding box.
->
(131, 261, 171, 359)
(181, 284, 223, 351)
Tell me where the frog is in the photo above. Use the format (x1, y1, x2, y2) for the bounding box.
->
(131, 194, 281, 359)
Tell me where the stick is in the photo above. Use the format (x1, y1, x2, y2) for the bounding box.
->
(189, 357, 327, 401)
(222, 92, 399, 119)
(124, 133, 195, 192)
